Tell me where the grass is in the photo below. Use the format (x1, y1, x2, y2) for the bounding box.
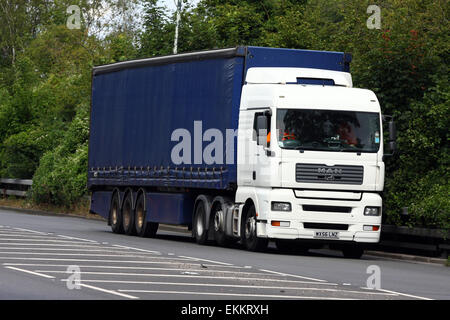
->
(0, 196, 100, 220)
(447, 256, 450, 267)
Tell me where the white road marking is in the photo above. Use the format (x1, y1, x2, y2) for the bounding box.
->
(0, 247, 147, 253)
(0, 239, 98, 243)
(3, 263, 268, 276)
(60, 280, 395, 295)
(0, 231, 47, 235)
(25, 266, 271, 276)
(112, 245, 160, 255)
(259, 269, 327, 283)
(0, 252, 160, 258)
(13, 228, 48, 235)
(178, 255, 234, 266)
(79, 284, 138, 299)
(57, 235, 99, 243)
(0, 243, 102, 247)
(2, 261, 257, 269)
(5, 266, 55, 279)
(376, 288, 433, 301)
(0, 235, 61, 239)
(0, 257, 195, 264)
(117, 289, 352, 300)
(34, 270, 339, 285)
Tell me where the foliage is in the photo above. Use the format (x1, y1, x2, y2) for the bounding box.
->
(0, 0, 448, 230)
(31, 104, 90, 206)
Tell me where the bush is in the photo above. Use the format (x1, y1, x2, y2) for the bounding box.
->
(31, 105, 89, 206)
(0, 127, 55, 178)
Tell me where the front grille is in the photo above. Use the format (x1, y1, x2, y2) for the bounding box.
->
(302, 205, 352, 213)
(303, 223, 349, 231)
(296, 163, 363, 185)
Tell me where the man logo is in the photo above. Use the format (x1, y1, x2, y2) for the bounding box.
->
(318, 167, 342, 181)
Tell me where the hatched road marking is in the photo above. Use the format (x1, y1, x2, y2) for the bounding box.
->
(0, 225, 431, 300)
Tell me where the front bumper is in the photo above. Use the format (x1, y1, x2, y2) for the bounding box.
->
(255, 188, 382, 243)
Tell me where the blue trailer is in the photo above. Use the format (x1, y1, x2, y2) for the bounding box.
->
(87, 46, 388, 258)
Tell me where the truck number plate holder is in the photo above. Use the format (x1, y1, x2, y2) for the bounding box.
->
(314, 231, 339, 239)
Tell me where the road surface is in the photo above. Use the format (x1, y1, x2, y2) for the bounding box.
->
(0, 208, 449, 300)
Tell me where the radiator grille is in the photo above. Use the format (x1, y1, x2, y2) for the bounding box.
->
(303, 223, 349, 231)
(296, 163, 363, 185)
(302, 205, 352, 213)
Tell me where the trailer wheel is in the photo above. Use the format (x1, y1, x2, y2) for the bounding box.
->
(110, 192, 123, 234)
(241, 205, 268, 252)
(135, 193, 158, 238)
(122, 192, 136, 236)
(193, 200, 208, 245)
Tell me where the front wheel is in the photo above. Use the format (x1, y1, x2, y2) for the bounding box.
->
(241, 205, 268, 252)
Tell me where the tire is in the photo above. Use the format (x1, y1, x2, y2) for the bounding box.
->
(342, 246, 364, 259)
(212, 200, 229, 247)
(122, 192, 136, 235)
(135, 192, 158, 238)
(241, 205, 268, 252)
(193, 200, 208, 245)
(110, 192, 123, 234)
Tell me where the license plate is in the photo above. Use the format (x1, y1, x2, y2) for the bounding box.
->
(314, 231, 339, 239)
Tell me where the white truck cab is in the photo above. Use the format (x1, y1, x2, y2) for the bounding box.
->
(234, 67, 389, 257)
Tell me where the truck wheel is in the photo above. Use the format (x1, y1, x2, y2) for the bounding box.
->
(342, 246, 364, 259)
(135, 193, 158, 238)
(110, 192, 124, 234)
(212, 202, 229, 247)
(241, 205, 268, 252)
(122, 192, 136, 236)
(193, 201, 208, 245)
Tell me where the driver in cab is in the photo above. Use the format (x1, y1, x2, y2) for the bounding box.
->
(337, 122, 357, 146)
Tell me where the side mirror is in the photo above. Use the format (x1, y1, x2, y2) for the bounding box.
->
(382, 115, 397, 159)
(388, 120, 397, 142)
(389, 141, 397, 153)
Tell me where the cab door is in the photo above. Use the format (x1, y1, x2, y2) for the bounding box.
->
(253, 110, 272, 187)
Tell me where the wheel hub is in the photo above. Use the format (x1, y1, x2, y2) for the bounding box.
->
(196, 212, 204, 236)
(136, 206, 144, 229)
(214, 210, 224, 232)
(245, 216, 255, 239)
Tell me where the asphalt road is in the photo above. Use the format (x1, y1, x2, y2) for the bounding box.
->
(0, 208, 449, 300)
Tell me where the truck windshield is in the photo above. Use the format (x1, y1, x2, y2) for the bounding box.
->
(277, 109, 381, 152)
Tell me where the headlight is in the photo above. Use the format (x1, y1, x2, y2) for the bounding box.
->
(364, 207, 380, 216)
(271, 202, 292, 212)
